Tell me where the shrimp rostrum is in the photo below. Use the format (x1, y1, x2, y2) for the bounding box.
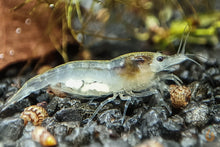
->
(0, 49, 199, 123)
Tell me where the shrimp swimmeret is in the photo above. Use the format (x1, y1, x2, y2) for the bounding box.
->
(0, 46, 200, 123)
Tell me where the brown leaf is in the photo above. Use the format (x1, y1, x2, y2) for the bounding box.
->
(0, 0, 58, 71)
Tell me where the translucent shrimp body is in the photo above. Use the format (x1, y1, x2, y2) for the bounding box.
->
(0, 51, 196, 122)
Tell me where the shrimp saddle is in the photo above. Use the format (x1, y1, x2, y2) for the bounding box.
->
(0, 48, 200, 123)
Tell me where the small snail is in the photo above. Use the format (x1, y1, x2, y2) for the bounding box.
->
(20, 104, 48, 126)
(169, 85, 191, 108)
(32, 126, 57, 146)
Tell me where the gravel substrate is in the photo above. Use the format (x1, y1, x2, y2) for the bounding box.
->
(0, 50, 219, 147)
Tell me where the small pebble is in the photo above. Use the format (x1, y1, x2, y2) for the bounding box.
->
(17, 139, 42, 147)
(185, 104, 209, 127)
(162, 115, 184, 132)
(55, 108, 82, 122)
(0, 115, 24, 140)
(181, 128, 198, 147)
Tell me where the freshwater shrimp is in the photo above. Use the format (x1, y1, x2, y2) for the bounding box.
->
(0, 39, 199, 123)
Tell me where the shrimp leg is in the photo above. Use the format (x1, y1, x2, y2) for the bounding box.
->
(119, 95, 131, 123)
(84, 93, 118, 124)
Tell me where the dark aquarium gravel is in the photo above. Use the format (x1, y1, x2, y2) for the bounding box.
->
(0, 49, 219, 147)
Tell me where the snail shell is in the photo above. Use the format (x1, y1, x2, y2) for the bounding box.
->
(135, 139, 163, 147)
(32, 126, 57, 146)
(20, 105, 48, 126)
(169, 85, 191, 108)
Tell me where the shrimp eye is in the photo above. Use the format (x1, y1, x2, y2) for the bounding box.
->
(156, 56, 164, 62)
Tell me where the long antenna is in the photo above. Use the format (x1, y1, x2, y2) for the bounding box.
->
(177, 25, 191, 54)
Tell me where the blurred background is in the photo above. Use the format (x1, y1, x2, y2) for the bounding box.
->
(0, 0, 220, 76)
